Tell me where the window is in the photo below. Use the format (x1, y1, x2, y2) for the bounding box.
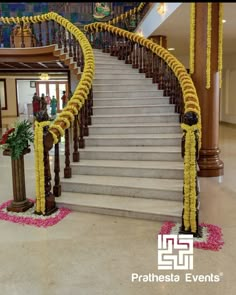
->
(0, 79, 7, 110)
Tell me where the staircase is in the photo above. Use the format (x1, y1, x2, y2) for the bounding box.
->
(57, 49, 183, 222)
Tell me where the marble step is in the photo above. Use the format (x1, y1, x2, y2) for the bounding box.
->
(93, 90, 163, 98)
(92, 113, 179, 124)
(78, 146, 182, 161)
(93, 97, 170, 106)
(94, 73, 146, 79)
(61, 175, 183, 201)
(93, 84, 158, 92)
(95, 68, 140, 74)
(93, 78, 153, 85)
(71, 160, 184, 179)
(56, 192, 182, 222)
(93, 105, 175, 115)
(84, 133, 182, 146)
(95, 63, 134, 70)
(94, 58, 130, 64)
(89, 123, 181, 135)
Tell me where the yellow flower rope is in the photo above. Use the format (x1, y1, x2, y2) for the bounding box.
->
(34, 121, 50, 215)
(206, 3, 212, 89)
(189, 3, 196, 75)
(218, 3, 223, 89)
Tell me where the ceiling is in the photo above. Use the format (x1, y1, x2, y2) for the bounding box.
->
(0, 60, 68, 71)
(151, 3, 236, 58)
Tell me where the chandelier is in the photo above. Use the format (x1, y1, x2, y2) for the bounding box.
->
(39, 73, 50, 81)
(157, 3, 167, 15)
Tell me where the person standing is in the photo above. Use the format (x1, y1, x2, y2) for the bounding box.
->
(61, 91, 68, 108)
(32, 93, 40, 117)
(50, 95, 57, 117)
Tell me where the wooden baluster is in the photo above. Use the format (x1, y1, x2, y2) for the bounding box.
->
(132, 43, 139, 69)
(73, 114, 79, 162)
(73, 36, 77, 62)
(152, 54, 157, 83)
(53, 141, 61, 197)
(88, 87, 93, 125)
(38, 21, 43, 46)
(131, 42, 135, 67)
(110, 33, 114, 56)
(30, 23, 35, 47)
(83, 99, 89, 136)
(125, 38, 129, 64)
(158, 59, 164, 90)
(68, 31, 73, 57)
(11, 24, 15, 48)
(145, 49, 152, 78)
(79, 106, 85, 148)
(101, 31, 105, 52)
(51, 20, 56, 44)
(20, 21, 25, 48)
(77, 42, 81, 67)
(63, 27, 67, 53)
(58, 23, 62, 48)
(43, 130, 57, 215)
(81, 53, 84, 72)
(0, 24, 3, 47)
(139, 45, 144, 73)
(46, 20, 50, 45)
(170, 71, 176, 104)
(64, 128, 72, 178)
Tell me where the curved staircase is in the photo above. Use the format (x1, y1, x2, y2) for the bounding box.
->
(57, 49, 183, 222)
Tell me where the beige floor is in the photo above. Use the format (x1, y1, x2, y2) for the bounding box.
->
(0, 119, 236, 295)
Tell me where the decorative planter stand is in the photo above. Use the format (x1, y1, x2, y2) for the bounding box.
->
(3, 148, 34, 212)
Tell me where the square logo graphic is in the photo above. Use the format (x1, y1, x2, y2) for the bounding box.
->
(157, 234, 194, 270)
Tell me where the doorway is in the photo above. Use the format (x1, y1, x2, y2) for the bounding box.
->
(36, 81, 68, 112)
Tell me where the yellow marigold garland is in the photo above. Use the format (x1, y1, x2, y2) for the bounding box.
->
(189, 3, 196, 75)
(206, 3, 212, 89)
(218, 3, 223, 89)
(34, 121, 51, 215)
(181, 123, 198, 232)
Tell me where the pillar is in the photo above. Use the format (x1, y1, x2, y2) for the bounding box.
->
(149, 35, 167, 49)
(191, 3, 224, 177)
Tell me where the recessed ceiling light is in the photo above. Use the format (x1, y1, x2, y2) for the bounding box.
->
(222, 19, 226, 23)
(168, 48, 175, 51)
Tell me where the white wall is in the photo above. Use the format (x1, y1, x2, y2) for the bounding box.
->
(135, 3, 182, 38)
(17, 80, 36, 115)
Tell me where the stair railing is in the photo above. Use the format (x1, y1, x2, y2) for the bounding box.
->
(0, 12, 95, 216)
(84, 22, 202, 236)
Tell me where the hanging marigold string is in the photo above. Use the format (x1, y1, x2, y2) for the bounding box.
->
(189, 3, 196, 75)
(206, 3, 212, 89)
(218, 3, 223, 89)
(181, 123, 198, 232)
(34, 121, 51, 215)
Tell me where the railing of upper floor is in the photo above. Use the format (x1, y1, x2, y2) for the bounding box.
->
(0, 11, 202, 235)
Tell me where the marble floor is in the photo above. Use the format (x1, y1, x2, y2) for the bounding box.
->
(0, 118, 236, 295)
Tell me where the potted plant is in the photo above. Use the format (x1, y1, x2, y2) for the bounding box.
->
(0, 120, 34, 212)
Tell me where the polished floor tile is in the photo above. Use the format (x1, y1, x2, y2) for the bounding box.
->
(0, 121, 235, 294)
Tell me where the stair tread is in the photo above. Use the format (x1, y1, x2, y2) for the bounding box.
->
(57, 192, 182, 216)
(78, 146, 181, 152)
(92, 113, 178, 118)
(93, 90, 162, 93)
(89, 123, 180, 127)
(94, 97, 168, 100)
(62, 175, 182, 191)
(93, 104, 173, 109)
(85, 133, 181, 139)
(71, 160, 183, 169)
